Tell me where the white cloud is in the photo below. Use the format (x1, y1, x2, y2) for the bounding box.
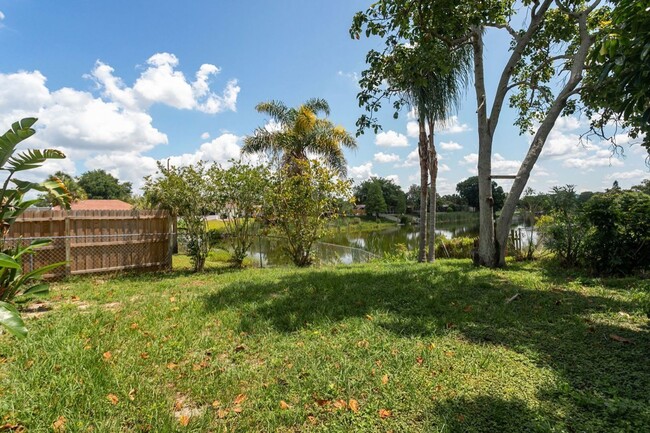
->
(555, 116, 583, 132)
(375, 130, 409, 147)
(373, 152, 400, 163)
(397, 149, 420, 167)
(385, 174, 400, 185)
(406, 121, 419, 138)
(348, 162, 375, 182)
(562, 151, 624, 170)
(459, 152, 521, 176)
(440, 141, 463, 151)
(606, 169, 650, 181)
(0, 11, 5, 21)
(438, 116, 471, 134)
(201, 132, 210, 140)
(439, 163, 451, 172)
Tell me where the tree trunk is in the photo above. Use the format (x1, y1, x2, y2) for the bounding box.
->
(417, 117, 428, 263)
(472, 30, 497, 267)
(427, 120, 437, 263)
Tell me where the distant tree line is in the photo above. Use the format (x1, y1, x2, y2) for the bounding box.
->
(38, 169, 132, 206)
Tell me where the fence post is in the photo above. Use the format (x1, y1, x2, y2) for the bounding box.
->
(64, 212, 71, 277)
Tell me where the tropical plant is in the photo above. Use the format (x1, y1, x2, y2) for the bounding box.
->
(37, 171, 87, 207)
(0, 118, 70, 338)
(242, 98, 356, 176)
(265, 159, 352, 267)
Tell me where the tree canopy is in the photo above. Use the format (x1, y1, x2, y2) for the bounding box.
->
(78, 169, 132, 201)
(456, 176, 505, 212)
(354, 177, 406, 214)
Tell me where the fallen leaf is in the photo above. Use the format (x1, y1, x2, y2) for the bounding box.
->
(167, 362, 178, 370)
(102, 351, 112, 361)
(130, 323, 139, 330)
(232, 406, 243, 414)
(356, 340, 369, 348)
(128, 388, 136, 401)
(416, 356, 424, 366)
(233, 393, 247, 405)
(610, 334, 633, 344)
(52, 416, 66, 432)
(174, 400, 183, 411)
(349, 399, 359, 413)
(463, 305, 473, 312)
(280, 400, 292, 410)
(365, 314, 373, 321)
(83, 345, 91, 350)
(444, 351, 455, 357)
(0, 423, 26, 432)
(211, 400, 221, 408)
(378, 408, 392, 419)
(457, 414, 466, 422)
(70, 296, 80, 301)
(140, 353, 149, 360)
(307, 415, 318, 425)
(178, 415, 190, 426)
(333, 399, 347, 410)
(381, 374, 389, 385)
(169, 296, 176, 303)
(217, 408, 229, 419)
(234, 344, 246, 352)
(107, 394, 119, 405)
(314, 398, 330, 407)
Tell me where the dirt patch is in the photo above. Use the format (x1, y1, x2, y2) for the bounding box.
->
(172, 393, 206, 423)
(101, 302, 122, 310)
(21, 302, 53, 318)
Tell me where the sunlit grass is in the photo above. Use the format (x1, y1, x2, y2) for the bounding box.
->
(1, 260, 648, 432)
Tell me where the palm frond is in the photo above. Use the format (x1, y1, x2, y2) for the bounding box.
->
(255, 100, 290, 124)
(303, 98, 330, 117)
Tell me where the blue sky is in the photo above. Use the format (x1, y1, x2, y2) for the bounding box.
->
(0, 0, 647, 194)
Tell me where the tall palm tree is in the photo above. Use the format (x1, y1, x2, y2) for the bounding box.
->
(392, 43, 472, 262)
(242, 98, 356, 176)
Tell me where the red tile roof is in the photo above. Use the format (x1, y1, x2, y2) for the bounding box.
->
(53, 199, 133, 211)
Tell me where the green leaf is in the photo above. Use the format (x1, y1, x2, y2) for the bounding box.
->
(21, 283, 49, 297)
(0, 253, 21, 269)
(0, 301, 27, 338)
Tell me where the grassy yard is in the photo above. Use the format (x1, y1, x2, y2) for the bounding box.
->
(0, 260, 648, 432)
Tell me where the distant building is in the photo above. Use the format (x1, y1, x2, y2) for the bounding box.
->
(53, 199, 133, 211)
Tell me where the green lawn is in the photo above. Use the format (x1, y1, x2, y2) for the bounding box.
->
(1, 260, 648, 432)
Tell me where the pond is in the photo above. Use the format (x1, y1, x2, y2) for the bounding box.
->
(247, 214, 536, 267)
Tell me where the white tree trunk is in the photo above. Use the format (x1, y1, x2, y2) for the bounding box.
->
(417, 118, 429, 262)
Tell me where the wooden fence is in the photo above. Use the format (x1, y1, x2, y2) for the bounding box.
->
(4, 209, 173, 278)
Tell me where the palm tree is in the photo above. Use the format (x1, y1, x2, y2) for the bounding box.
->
(391, 43, 472, 262)
(242, 98, 356, 176)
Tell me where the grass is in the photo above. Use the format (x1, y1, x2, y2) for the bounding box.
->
(1, 259, 648, 432)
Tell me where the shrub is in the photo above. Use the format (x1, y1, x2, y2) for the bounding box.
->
(435, 236, 475, 259)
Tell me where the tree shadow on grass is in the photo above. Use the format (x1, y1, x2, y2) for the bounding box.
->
(202, 261, 650, 431)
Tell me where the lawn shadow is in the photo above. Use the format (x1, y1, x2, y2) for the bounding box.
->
(202, 260, 650, 430)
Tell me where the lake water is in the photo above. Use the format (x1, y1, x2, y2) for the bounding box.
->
(247, 215, 535, 266)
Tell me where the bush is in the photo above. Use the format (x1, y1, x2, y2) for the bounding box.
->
(350, 217, 362, 225)
(435, 236, 475, 259)
(399, 215, 413, 225)
(582, 191, 650, 275)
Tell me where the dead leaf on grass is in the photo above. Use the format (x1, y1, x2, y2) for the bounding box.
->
(128, 389, 136, 401)
(378, 408, 392, 419)
(381, 374, 389, 385)
(233, 393, 247, 405)
(178, 415, 190, 426)
(102, 351, 112, 361)
(332, 399, 347, 410)
(349, 399, 359, 413)
(52, 416, 66, 432)
(107, 394, 119, 405)
(280, 400, 292, 410)
(217, 408, 229, 419)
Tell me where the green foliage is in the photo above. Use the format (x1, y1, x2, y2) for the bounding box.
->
(0, 118, 70, 338)
(435, 236, 476, 259)
(362, 181, 388, 217)
(456, 176, 505, 211)
(265, 159, 352, 267)
(536, 186, 587, 267)
(582, 191, 650, 275)
(584, 0, 650, 154)
(77, 169, 132, 200)
(144, 162, 220, 272)
(213, 161, 270, 268)
(355, 177, 406, 215)
(242, 99, 356, 176)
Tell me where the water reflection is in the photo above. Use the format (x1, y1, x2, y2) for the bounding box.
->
(247, 215, 532, 266)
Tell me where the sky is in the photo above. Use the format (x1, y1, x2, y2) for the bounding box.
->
(0, 0, 648, 195)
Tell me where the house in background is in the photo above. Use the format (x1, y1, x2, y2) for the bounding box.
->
(52, 199, 133, 211)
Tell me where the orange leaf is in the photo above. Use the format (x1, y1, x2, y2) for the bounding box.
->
(416, 356, 424, 365)
(167, 362, 178, 370)
(217, 408, 229, 419)
(333, 399, 347, 410)
(378, 408, 392, 419)
(610, 334, 633, 344)
(174, 400, 183, 411)
(169, 296, 176, 302)
(232, 406, 243, 414)
(349, 399, 359, 413)
(307, 415, 318, 425)
(102, 351, 112, 361)
(381, 374, 389, 385)
(211, 400, 221, 408)
(314, 398, 330, 407)
(280, 400, 292, 410)
(52, 416, 66, 432)
(130, 323, 139, 330)
(140, 352, 149, 360)
(233, 393, 247, 405)
(107, 393, 119, 405)
(178, 415, 190, 426)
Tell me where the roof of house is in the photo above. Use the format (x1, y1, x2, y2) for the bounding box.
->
(53, 199, 133, 211)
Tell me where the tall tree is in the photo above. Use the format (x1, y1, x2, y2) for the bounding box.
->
(354, 177, 406, 214)
(365, 182, 388, 217)
(456, 176, 505, 212)
(242, 98, 356, 176)
(353, 34, 471, 262)
(78, 169, 132, 200)
(352, 0, 606, 267)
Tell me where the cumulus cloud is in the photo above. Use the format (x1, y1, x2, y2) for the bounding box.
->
(406, 121, 419, 138)
(0, 53, 239, 190)
(563, 150, 625, 170)
(348, 162, 375, 182)
(375, 130, 409, 147)
(0, 11, 5, 21)
(373, 152, 400, 163)
(460, 153, 521, 176)
(385, 174, 400, 185)
(201, 132, 210, 140)
(438, 116, 471, 134)
(397, 149, 420, 168)
(606, 169, 649, 181)
(440, 141, 463, 151)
